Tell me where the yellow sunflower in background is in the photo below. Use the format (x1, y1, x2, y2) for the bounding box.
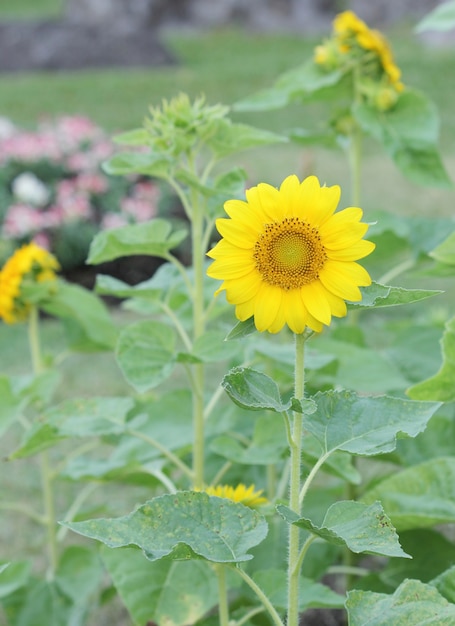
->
(0, 242, 59, 324)
(204, 484, 267, 508)
(207, 175, 375, 334)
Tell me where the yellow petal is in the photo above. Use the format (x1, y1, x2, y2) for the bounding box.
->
(253, 282, 283, 332)
(215, 218, 257, 249)
(323, 285, 347, 318)
(298, 178, 340, 226)
(224, 199, 265, 233)
(283, 289, 308, 334)
(300, 281, 332, 325)
(326, 239, 375, 262)
(235, 298, 255, 321)
(319, 260, 371, 300)
(224, 270, 263, 304)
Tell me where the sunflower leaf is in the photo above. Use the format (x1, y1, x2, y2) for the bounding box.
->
(225, 317, 257, 340)
(346, 579, 455, 625)
(304, 390, 441, 457)
(407, 315, 455, 402)
(63, 491, 268, 563)
(101, 547, 219, 626)
(362, 457, 455, 531)
(277, 500, 409, 558)
(87, 219, 188, 264)
(116, 320, 176, 393)
(222, 366, 289, 412)
(349, 282, 443, 309)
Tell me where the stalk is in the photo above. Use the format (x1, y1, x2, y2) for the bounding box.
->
(28, 306, 58, 578)
(286, 332, 306, 626)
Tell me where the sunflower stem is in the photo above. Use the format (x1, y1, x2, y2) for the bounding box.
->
(190, 185, 206, 489)
(349, 122, 363, 208)
(216, 565, 230, 626)
(287, 332, 306, 626)
(28, 306, 58, 579)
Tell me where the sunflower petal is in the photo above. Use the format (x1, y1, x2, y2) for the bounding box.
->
(224, 270, 263, 303)
(326, 239, 375, 261)
(283, 289, 308, 334)
(300, 281, 332, 325)
(319, 260, 371, 300)
(253, 283, 283, 332)
(216, 218, 257, 249)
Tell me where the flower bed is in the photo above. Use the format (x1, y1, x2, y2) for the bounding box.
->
(0, 115, 167, 281)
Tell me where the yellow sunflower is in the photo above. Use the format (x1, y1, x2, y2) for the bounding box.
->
(203, 484, 267, 508)
(207, 175, 375, 334)
(0, 242, 59, 324)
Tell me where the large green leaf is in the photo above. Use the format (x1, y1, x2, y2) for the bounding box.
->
(116, 320, 176, 393)
(304, 390, 440, 457)
(55, 546, 103, 605)
(430, 231, 455, 267)
(349, 282, 443, 309)
(222, 366, 316, 414)
(207, 120, 287, 158)
(251, 569, 344, 612)
(102, 150, 171, 177)
(101, 546, 219, 626)
(0, 560, 30, 598)
(408, 315, 455, 402)
(63, 491, 268, 563)
(376, 529, 455, 589)
(416, 1, 455, 32)
(87, 219, 188, 264)
(362, 457, 455, 531)
(210, 414, 288, 465)
(40, 281, 117, 351)
(346, 579, 455, 625)
(432, 566, 455, 604)
(11, 397, 134, 459)
(278, 500, 409, 558)
(0, 376, 24, 437)
(234, 62, 345, 112)
(353, 90, 452, 187)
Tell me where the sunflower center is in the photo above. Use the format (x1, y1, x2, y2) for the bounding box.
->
(253, 217, 327, 290)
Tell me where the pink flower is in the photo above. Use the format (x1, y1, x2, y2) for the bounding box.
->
(74, 172, 109, 194)
(101, 213, 129, 230)
(32, 231, 52, 250)
(2, 203, 43, 238)
(120, 197, 157, 222)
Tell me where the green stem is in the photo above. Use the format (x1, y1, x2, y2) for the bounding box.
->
(299, 452, 330, 507)
(40, 451, 58, 578)
(28, 306, 58, 579)
(191, 189, 206, 489)
(293, 534, 317, 580)
(233, 567, 284, 626)
(287, 333, 306, 626)
(266, 464, 277, 501)
(216, 565, 230, 626)
(0, 502, 46, 525)
(378, 258, 415, 285)
(236, 607, 264, 626)
(57, 483, 98, 542)
(126, 427, 193, 479)
(349, 124, 362, 207)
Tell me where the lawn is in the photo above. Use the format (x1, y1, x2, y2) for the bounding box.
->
(1, 4, 455, 626)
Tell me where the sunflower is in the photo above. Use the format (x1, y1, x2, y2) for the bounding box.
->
(0, 242, 59, 324)
(207, 175, 375, 334)
(203, 484, 267, 508)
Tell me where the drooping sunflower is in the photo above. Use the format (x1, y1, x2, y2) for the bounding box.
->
(203, 484, 267, 508)
(207, 175, 375, 334)
(0, 242, 59, 324)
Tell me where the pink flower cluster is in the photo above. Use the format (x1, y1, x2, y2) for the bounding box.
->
(0, 116, 160, 267)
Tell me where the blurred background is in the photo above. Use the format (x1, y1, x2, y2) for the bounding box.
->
(0, 0, 454, 277)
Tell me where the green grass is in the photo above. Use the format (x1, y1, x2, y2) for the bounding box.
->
(0, 0, 63, 19)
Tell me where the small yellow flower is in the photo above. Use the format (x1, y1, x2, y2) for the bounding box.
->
(207, 175, 374, 334)
(203, 484, 268, 508)
(333, 10, 369, 38)
(0, 243, 59, 324)
(328, 10, 404, 97)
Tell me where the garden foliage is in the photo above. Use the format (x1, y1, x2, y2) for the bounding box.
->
(1, 6, 455, 626)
